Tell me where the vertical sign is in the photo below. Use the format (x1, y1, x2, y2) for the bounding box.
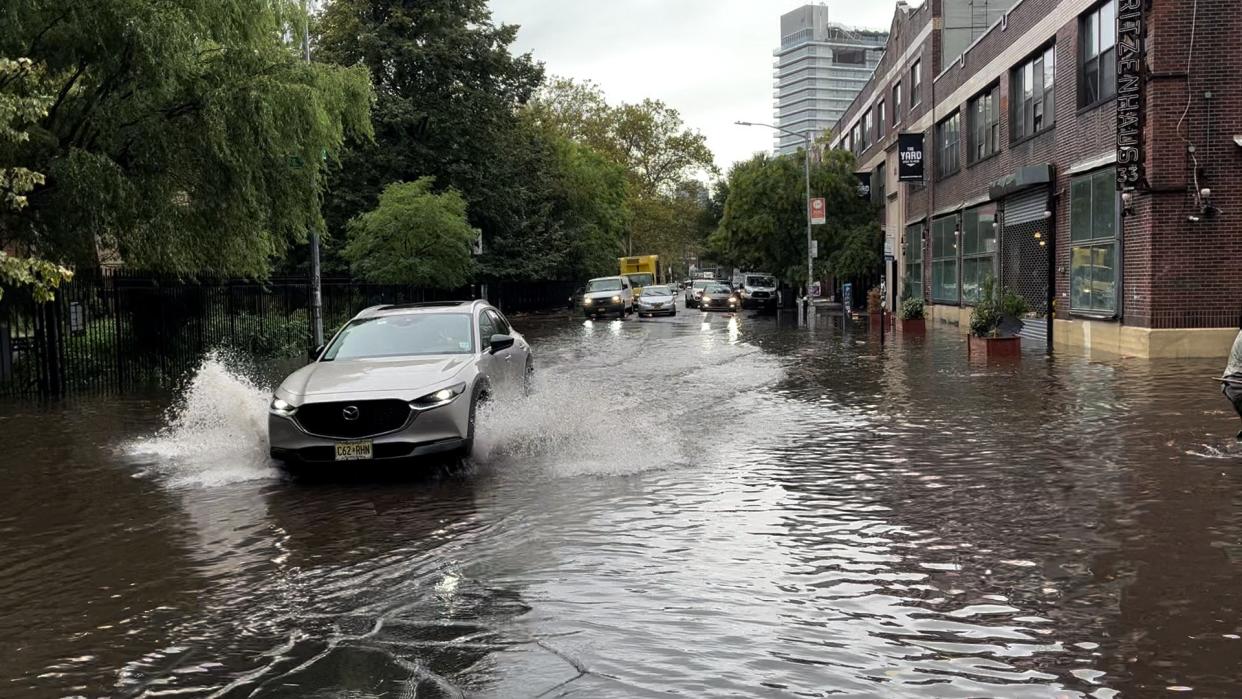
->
(897, 133, 925, 182)
(1116, 0, 1145, 190)
(809, 197, 827, 225)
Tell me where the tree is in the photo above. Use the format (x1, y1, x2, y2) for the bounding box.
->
(0, 56, 71, 300)
(0, 0, 373, 277)
(342, 178, 475, 288)
(315, 0, 545, 279)
(713, 148, 879, 285)
(527, 79, 717, 260)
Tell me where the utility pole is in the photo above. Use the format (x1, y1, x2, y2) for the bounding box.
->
(735, 121, 816, 325)
(302, 0, 323, 349)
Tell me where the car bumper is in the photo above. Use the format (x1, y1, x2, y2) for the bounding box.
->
(583, 301, 624, 315)
(637, 304, 675, 315)
(700, 301, 738, 311)
(741, 296, 777, 309)
(268, 398, 470, 465)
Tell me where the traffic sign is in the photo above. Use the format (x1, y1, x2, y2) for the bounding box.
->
(809, 197, 827, 225)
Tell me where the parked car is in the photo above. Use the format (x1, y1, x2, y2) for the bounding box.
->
(581, 276, 633, 319)
(268, 300, 532, 472)
(684, 279, 715, 309)
(636, 285, 677, 317)
(737, 273, 778, 311)
(698, 283, 739, 312)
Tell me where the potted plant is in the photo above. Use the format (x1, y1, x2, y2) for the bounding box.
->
(898, 297, 926, 333)
(968, 277, 1029, 357)
(867, 287, 884, 329)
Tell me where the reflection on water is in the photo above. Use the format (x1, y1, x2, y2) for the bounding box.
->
(1, 311, 1240, 697)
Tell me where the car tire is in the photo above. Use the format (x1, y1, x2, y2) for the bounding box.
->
(458, 383, 489, 460)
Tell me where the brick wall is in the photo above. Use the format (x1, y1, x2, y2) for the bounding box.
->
(1139, 0, 1242, 329)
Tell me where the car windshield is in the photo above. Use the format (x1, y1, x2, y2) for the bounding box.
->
(626, 273, 655, 287)
(642, 286, 671, 296)
(705, 284, 732, 294)
(692, 280, 712, 289)
(322, 313, 474, 360)
(746, 276, 775, 287)
(587, 278, 623, 292)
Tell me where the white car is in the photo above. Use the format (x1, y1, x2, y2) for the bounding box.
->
(582, 276, 633, 319)
(636, 285, 677, 317)
(268, 300, 531, 472)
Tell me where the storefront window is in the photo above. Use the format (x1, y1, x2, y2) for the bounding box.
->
(931, 215, 959, 303)
(905, 222, 924, 299)
(960, 205, 997, 304)
(1070, 169, 1118, 314)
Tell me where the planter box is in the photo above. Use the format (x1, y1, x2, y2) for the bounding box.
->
(899, 318, 926, 334)
(968, 334, 1021, 357)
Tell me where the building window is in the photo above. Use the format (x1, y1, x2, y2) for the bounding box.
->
(905, 222, 923, 300)
(1011, 46, 1056, 141)
(936, 111, 961, 179)
(862, 109, 873, 149)
(968, 85, 1000, 163)
(931, 215, 959, 303)
(834, 48, 866, 66)
(1080, 0, 1117, 108)
(910, 60, 922, 108)
(892, 82, 901, 125)
(1070, 169, 1118, 314)
(960, 205, 997, 304)
(873, 163, 886, 205)
(876, 100, 885, 140)
(851, 123, 862, 155)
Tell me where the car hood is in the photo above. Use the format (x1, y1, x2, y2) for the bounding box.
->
(744, 286, 777, 292)
(639, 295, 674, 303)
(277, 355, 472, 401)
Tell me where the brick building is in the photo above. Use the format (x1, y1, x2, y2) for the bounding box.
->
(830, 0, 1241, 358)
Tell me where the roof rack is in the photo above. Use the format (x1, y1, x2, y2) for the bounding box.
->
(379, 301, 473, 310)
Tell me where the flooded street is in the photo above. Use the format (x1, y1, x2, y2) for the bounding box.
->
(2, 308, 1240, 698)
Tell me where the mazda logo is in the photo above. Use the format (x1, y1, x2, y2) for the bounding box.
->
(341, 405, 361, 421)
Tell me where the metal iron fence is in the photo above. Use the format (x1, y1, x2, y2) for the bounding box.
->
(0, 270, 578, 399)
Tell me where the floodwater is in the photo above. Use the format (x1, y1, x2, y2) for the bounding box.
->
(2, 305, 1240, 698)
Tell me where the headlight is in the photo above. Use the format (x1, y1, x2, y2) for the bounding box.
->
(612, 295, 621, 302)
(270, 397, 297, 417)
(729, 297, 738, 304)
(410, 382, 466, 411)
(584, 298, 593, 305)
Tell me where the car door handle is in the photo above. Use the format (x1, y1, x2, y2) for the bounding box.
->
(504, 354, 512, 361)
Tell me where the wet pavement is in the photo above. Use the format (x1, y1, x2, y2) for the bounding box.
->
(1, 304, 1240, 698)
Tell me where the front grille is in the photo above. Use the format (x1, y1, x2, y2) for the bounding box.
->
(295, 400, 412, 439)
(751, 291, 770, 299)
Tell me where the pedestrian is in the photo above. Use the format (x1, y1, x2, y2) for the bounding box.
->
(1223, 311, 1242, 440)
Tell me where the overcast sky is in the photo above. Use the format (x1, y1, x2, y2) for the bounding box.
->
(488, 0, 911, 177)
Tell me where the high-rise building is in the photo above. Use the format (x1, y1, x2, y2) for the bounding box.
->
(773, 4, 888, 155)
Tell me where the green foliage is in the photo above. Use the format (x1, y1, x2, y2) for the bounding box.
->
(343, 178, 476, 288)
(528, 78, 717, 267)
(713, 148, 879, 284)
(969, 277, 1030, 337)
(899, 297, 925, 321)
(0, 0, 374, 277)
(0, 250, 72, 302)
(316, 0, 546, 281)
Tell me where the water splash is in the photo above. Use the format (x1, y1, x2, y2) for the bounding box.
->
(126, 351, 278, 487)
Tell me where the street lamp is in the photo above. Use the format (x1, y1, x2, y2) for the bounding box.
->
(735, 121, 814, 321)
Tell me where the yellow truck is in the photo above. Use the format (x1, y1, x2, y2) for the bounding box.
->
(619, 255, 660, 305)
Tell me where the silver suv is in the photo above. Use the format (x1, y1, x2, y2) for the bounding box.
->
(268, 300, 531, 471)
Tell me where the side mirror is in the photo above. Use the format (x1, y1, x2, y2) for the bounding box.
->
(309, 344, 325, 362)
(489, 333, 515, 353)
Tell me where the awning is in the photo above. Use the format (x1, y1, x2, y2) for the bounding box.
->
(988, 164, 1054, 200)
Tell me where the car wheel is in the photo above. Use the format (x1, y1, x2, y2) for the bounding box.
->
(458, 384, 489, 460)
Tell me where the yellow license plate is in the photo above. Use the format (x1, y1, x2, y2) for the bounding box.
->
(334, 440, 373, 461)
